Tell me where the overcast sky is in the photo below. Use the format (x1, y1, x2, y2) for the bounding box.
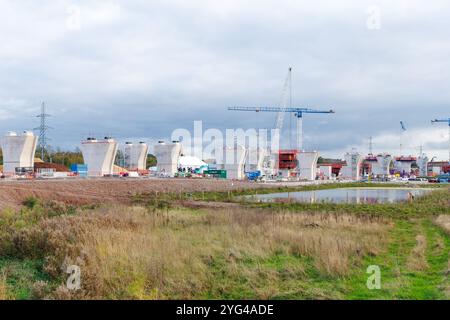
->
(0, 0, 449, 160)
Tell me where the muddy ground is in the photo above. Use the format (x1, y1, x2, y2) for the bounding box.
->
(0, 178, 271, 210)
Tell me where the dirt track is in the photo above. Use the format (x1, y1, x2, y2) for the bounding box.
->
(0, 178, 271, 209)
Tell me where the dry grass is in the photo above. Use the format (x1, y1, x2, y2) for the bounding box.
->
(406, 234, 429, 272)
(434, 215, 450, 298)
(435, 215, 450, 234)
(0, 273, 11, 300)
(443, 259, 450, 299)
(8, 206, 391, 300)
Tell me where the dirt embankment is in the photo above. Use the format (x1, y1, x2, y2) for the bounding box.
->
(0, 178, 269, 210)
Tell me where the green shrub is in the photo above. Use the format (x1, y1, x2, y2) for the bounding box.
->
(22, 197, 39, 209)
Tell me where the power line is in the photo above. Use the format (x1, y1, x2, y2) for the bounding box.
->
(34, 102, 53, 161)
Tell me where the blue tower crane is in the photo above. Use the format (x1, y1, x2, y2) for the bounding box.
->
(228, 106, 334, 151)
(431, 118, 450, 162)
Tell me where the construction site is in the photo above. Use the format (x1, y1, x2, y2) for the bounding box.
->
(0, 70, 448, 187)
(2, 1, 450, 306)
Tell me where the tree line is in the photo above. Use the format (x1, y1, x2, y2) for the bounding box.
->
(0, 147, 157, 169)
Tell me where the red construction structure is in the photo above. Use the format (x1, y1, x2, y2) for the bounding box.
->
(318, 161, 345, 176)
(395, 156, 417, 161)
(445, 165, 450, 173)
(278, 150, 298, 170)
(428, 161, 450, 175)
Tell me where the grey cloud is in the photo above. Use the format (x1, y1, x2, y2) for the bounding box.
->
(0, 0, 449, 160)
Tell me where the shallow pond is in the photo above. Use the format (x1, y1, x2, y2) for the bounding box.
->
(244, 188, 434, 204)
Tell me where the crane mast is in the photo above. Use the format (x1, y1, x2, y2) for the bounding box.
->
(275, 67, 292, 143)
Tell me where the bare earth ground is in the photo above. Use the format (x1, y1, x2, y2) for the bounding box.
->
(0, 178, 272, 209)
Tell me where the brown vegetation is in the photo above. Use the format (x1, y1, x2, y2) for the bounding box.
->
(406, 234, 429, 271)
(3, 205, 391, 299)
(0, 273, 9, 300)
(435, 215, 450, 234)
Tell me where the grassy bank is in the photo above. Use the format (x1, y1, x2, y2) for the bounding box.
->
(0, 186, 448, 300)
(0, 202, 392, 299)
(246, 187, 450, 218)
(132, 182, 443, 204)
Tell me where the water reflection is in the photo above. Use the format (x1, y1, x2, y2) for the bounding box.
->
(248, 188, 433, 204)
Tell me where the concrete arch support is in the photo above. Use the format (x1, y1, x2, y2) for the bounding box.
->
(223, 145, 247, 180)
(298, 151, 319, 181)
(341, 152, 363, 180)
(372, 154, 393, 176)
(125, 142, 149, 171)
(81, 138, 119, 177)
(154, 141, 183, 177)
(0, 131, 38, 175)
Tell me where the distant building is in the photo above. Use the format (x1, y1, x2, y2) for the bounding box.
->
(428, 161, 450, 175)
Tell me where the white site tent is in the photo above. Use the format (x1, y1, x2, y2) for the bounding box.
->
(178, 156, 208, 172)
